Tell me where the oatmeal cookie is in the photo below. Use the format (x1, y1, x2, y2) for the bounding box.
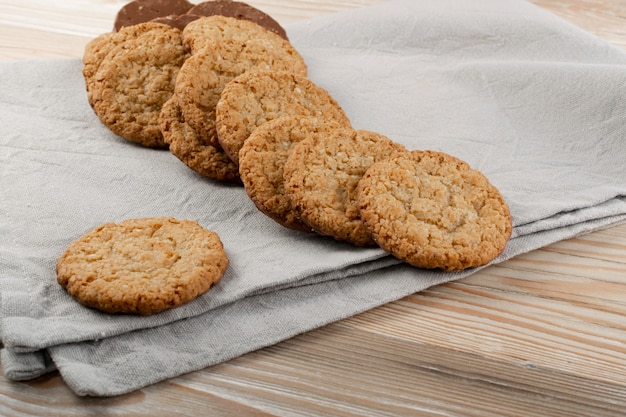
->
(357, 150, 512, 271)
(283, 128, 406, 246)
(239, 116, 343, 231)
(83, 22, 170, 100)
(182, 15, 285, 55)
(187, 0, 288, 40)
(216, 70, 351, 166)
(90, 24, 188, 147)
(175, 31, 307, 147)
(160, 96, 240, 182)
(56, 217, 229, 315)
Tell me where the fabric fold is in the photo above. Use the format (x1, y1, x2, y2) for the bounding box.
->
(1, 0, 625, 396)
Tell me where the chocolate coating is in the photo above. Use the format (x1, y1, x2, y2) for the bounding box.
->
(114, 0, 194, 31)
(152, 13, 203, 30)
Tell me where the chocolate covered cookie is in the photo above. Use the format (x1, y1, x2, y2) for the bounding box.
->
(114, 0, 194, 32)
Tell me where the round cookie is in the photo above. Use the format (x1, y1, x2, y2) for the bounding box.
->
(114, 0, 194, 32)
(56, 217, 229, 315)
(283, 128, 406, 246)
(90, 24, 188, 147)
(188, 0, 288, 40)
(83, 22, 170, 100)
(182, 15, 287, 55)
(174, 31, 307, 147)
(216, 70, 352, 166)
(239, 116, 343, 232)
(357, 150, 512, 271)
(160, 96, 240, 183)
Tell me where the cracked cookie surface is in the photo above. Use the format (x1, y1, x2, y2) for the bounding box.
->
(216, 70, 351, 166)
(357, 150, 512, 271)
(90, 24, 187, 147)
(175, 20, 307, 147)
(160, 96, 240, 182)
(56, 217, 229, 315)
(239, 116, 343, 231)
(283, 128, 406, 246)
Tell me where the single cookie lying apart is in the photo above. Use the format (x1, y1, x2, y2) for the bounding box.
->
(56, 217, 229, 315)
(357, 150, 512, 271)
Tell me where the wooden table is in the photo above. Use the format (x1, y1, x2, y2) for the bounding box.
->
(1, 1, 625, 415)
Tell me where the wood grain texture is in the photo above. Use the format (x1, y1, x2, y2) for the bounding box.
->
(1, 0, 626, 415)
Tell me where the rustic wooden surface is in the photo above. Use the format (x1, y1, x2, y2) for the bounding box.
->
(1, 0, 625, 415)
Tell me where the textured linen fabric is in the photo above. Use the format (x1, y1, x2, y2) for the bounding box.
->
(1, 0, 626, 396)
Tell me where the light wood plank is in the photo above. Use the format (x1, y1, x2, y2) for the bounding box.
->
(1, 0, 626, 416)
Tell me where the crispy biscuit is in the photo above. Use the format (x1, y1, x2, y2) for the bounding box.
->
(283, 128, 406, 246)
(83, 22, 169, 101)
(114, 0, 194, 32)
(239, 116, 343, 231)
(90, 24, 188, 147)
(160, 96, 240, 183)
(357, 150, 512, 271)
(216, 70, 351, 166)
(175, 32, 307, 147)
(187, 0, 288, 40)
(56, 217, 229, 315)
(183, 15, 285, 55)
(152, 13, 204, 30)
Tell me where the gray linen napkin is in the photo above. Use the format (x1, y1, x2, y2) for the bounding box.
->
(1, 0, 626, 396)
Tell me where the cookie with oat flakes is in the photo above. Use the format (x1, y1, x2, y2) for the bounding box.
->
(357, 150, 512, 271)
(239, 116, 344, 232)
(160, 96, 240, 183)
(215, 70, 351, 167)
(56, 217, 229, 315)
(174, 23, 307, 147)
(82, 22, 171, 102)
(89, 23, 188, 147)
(283, 128, 406, 246)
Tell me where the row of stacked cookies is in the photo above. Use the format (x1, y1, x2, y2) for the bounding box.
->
(238, 115, 512, 271)
(82, 0, 512, 271)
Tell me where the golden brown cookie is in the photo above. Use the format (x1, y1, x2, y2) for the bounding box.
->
(56, 217, 229, 315)
(160, 96, 240, 183)
(174, 26, 307, 147)
(216, 70, 352, 166)
(82, 22, 169, 101)
(357, 150, 512, 271)
(182, 15, 286, 55)
(90, 24, 188, 147)
(283, 128, 406, 246)
(187, 0, 288, 40)
(239, 116, 343, 231)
